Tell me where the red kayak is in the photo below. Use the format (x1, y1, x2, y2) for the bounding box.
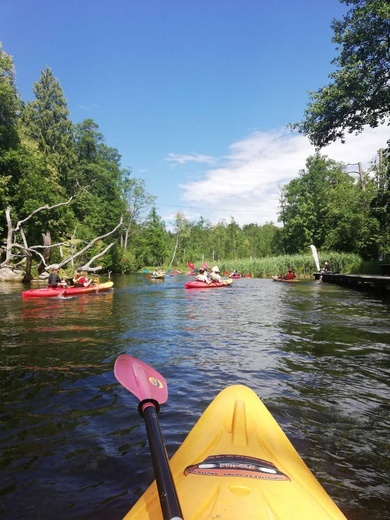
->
(272, 276, 300, 283)
(185, 280, 232, 289)
(22, 281, 114, 299)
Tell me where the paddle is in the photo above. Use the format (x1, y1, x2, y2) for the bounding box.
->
(114, 355, 183, 520)
(202, 262, 209, 269)
(187, 262, 195, 270)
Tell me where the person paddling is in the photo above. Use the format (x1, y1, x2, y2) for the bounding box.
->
(210, 266, 229, 285)
(48, 265, 67, 288)
(73, 267, 93, 287)
(195, 268, 211, 284)
(284, 269, 296, 280)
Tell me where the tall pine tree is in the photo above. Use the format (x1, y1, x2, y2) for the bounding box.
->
(22, 66, 75, 192)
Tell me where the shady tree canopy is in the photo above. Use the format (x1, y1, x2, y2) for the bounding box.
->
(293, 0, 390, 148)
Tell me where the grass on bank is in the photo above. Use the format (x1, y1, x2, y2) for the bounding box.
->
(143, 252, 387, 278)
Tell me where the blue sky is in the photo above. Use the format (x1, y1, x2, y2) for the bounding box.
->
(1, 0, 388, 227)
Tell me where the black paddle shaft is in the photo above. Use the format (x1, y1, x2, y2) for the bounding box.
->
(143, 404, 184, 520)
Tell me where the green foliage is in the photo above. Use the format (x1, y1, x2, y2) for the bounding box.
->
(0, 43, 20, 151)
(118, 249, 139, 274)
(1, 38, 390, 274)
(137, 208, 170, 266)
(216, 252, 362, 278)
(279, 154, 349, 253)
(292, 0, 390, 148)
(242, 222, 282, 257)
(369, 153, 390, 257)
(0, 57, 127, 270)
(22, 67, 76, 181)
(279, 153, 386, 260)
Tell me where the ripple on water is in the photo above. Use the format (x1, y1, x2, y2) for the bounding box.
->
(1, 276, 389, 519)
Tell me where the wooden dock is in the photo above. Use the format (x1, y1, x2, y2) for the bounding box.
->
(314, 272, 390, 299)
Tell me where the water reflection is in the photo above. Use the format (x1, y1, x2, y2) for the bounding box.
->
(0, 275, 389, 519)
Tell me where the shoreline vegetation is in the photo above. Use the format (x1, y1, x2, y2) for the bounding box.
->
(3, 252, 388, 284)
(141, 252, 383, 279)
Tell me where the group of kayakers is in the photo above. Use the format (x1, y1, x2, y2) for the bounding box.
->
(48, 265, 94, 288)
(195, 265, 230, 285)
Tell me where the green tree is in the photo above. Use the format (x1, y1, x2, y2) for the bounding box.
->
(0, 42, 20, 152)
(22, 66, 76, 186)
(169, 212, 191, 266)
(369, 148, 390, 258)
(72, 119, 127, 238)
(279, 154, 352, 253)
(323, 175, 379, 258)
(185, 217, 213, 263)
(293, 0, 390, 148)
(0, 44, 21, 235)
(226, 217, 246, 259)
(210, 221, 228, 261)
(243, 222, 282, 257)
(138, 207, 169, 266)
(0, 50, 71, 245)
(121, 174, 156, 252)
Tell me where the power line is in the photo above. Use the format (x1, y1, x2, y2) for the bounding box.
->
(156, 202, 276, 214)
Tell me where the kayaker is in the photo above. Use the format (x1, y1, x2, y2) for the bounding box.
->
(73, 267, 93, 287)
(319, 261, 330, 282)
(284, 269, 296, 280)
(195, 268, 211, 284)
(210, 266, 228, 284)
(48, 265, 67, 288)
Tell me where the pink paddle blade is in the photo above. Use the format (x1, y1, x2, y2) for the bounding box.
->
(114, 354, 168, 404)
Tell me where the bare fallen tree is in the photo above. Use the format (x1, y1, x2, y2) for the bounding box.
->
(1, 193, 123, 282)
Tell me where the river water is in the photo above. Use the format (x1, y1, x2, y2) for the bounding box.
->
(0, 275, 389, 519)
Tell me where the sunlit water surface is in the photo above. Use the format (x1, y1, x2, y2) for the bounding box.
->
(0, 275, 389, 519)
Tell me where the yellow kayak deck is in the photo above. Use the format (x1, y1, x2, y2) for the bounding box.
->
(124, 385, 346, 519)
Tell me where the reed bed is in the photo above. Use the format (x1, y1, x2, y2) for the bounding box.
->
(201, 253, 362, 279)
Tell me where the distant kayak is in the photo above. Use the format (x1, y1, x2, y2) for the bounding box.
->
(185, 279, 232, 289)
(272, 276, 300, 283)
(230, 274, 241, 279)
(22, 281, 114, 299)
(124, 384, 346, 519)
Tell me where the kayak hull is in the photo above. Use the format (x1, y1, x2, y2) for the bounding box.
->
(124, 385, 346, 520)
(185, 280, 232, 289)
(272, 276, 300, 283)
(21, 281, 114, 299)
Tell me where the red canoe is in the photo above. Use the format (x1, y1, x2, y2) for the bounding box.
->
(22, 281, 114, 299)
(185, 280, 232, 289)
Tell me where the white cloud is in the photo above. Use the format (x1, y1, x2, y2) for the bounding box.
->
(178, 124, 389, 226)
(165, 152, 216, 166)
